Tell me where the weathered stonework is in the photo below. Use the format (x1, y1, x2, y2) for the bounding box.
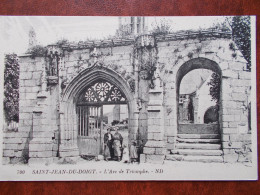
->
(2, 30, 252, 164)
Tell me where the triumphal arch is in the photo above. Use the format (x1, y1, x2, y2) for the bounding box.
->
(3, 26, 252, 164)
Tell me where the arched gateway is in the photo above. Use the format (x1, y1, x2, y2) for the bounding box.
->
(59, 64, 135, 158)
(3, 30, 252, 165)
(176, 58, 222, 135)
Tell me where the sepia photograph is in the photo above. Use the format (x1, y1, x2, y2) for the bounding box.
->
(0, 16, 257, 181)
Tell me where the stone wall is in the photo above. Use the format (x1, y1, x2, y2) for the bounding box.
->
(179, 124, 219, 134)
(2, 132, 31, 164)
(157, 36, 251, 163)
(2, 30, 252, 164)
(3, 56, 41, 163)
(62, 45, 134, 88)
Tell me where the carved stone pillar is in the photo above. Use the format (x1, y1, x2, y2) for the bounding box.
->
(29, 59, 55, 164)
(59, 101, 80, 159)
(134, 35, 166, 164)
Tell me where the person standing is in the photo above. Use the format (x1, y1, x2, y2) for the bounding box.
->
(121, 144, 130, 163)
(104, 127, 114, 161)
(188, 96, 194, 123)
(130, 140, 138, 163)
(113, 127, 123, 161)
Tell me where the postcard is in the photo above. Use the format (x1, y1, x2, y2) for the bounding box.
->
(0, 16, 257, 180)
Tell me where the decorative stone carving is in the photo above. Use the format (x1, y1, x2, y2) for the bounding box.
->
(46, 46, 63, 78)
(128, 78, 135, 92)
(94, 61, 105, 69)
(135, 35, 155, 48)
(61, 79, 68, 90)
(150, 66, 162, 90)
(77, 80, 127, 104)
(137, 98, 144, 111)
(89, 47, 102, 64)
(47, 76, 59, 86)
(135, 35, 158, 88)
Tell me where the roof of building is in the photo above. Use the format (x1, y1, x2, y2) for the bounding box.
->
(180, 69, 212, 95)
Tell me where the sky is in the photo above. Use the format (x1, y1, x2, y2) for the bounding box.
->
(0, 16, 226, 55)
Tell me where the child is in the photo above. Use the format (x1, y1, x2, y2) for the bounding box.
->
(138, 140, 144, 163)
(121, 144, 130, 163)
(130, 141, 138, 163)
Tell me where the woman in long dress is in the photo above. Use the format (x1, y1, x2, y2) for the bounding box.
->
(104, 127, 114, 161)
(113, 127, 123, 161)
(130, 140, 138, 163)
(121, 144, 130, 163)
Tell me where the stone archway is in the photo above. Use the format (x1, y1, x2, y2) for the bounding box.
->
(58, 64, 135, 158)
(166, 57, 224, 162)
(76, 79, 128, 156)
(176, 58, 222, 134)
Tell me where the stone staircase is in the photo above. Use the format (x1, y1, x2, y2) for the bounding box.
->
(166, 134, 224, 163)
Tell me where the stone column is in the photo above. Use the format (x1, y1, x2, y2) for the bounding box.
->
(134, 35, 166, 164)
(57, 53, 80, 160)
(59, 101, 80, 160)
(141, 87, 166, 164)
(29, 60, 55, 164)
(221, 69, 252, 163)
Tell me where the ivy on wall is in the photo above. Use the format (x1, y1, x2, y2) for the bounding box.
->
(4, 54, 19, 123)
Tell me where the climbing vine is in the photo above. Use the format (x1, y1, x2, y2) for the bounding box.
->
(207, 72, 221, 105)
(4, 54, 19, 123)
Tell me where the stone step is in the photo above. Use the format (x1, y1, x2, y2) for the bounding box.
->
(166, 154, 223, 163)
(177, 138, 220, 144)
(175, 149, 223, 156)
(176, 143, 221, 150)
(178, 134, 220, 139)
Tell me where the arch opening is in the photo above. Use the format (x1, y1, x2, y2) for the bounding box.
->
(176, 58, 222, 134)
(60, 67, 135, 160)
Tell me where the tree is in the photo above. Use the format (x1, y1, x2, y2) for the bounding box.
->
(207, 16, 251, 107)
(207, 72, 221, 111)
(231, 16, 251, 71)
(4, 54, 19, 123)
(211, 16, 251, 70)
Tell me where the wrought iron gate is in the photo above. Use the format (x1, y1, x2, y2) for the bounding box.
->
(77, 80, 127, 156)
(77, 106, 103, 156)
